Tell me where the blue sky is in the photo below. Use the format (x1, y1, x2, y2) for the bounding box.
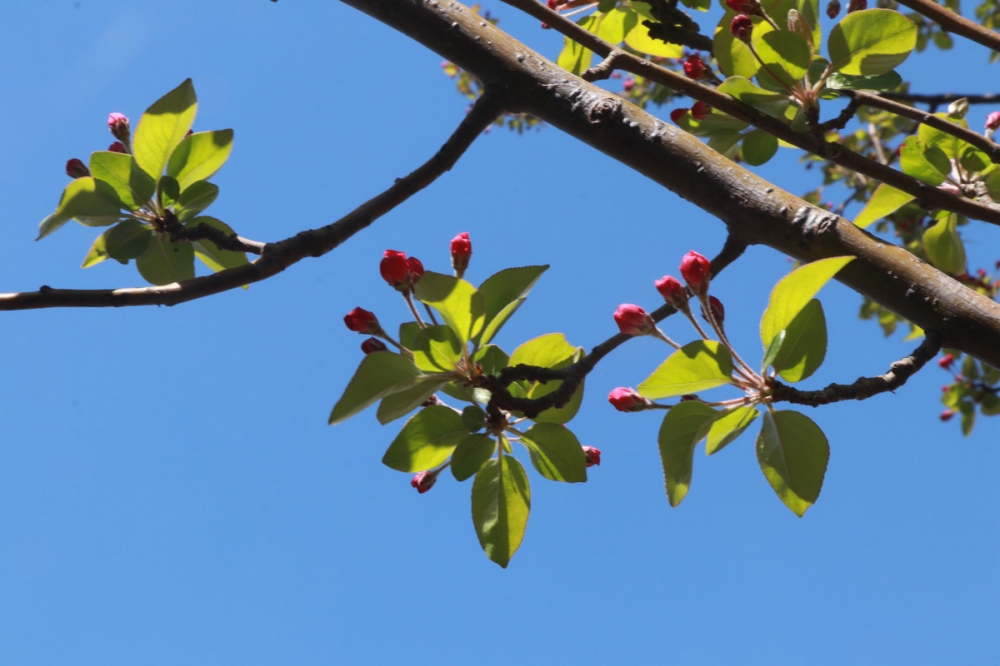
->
(0, 1, 997, 663)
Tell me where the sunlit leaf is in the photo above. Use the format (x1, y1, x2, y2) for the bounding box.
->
(760, 256, 854, 351)
(658, 401, 716, 506)
(827, 9, 917, 76)
(638, 340, 734, 400)
(756, 410, 829, 516)
(519, 422, 587, 483)
(328, 352, 422, 425)
(472, 456, 531, 568)
(133, 79, 198, 179)
(381, 405, 465, 472)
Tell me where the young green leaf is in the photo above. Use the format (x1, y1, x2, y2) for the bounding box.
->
(716, 76, 792, 119)
(752, 26, 811, 89)
(756, 410, 829, 516)
(796, 0, 823, 52)
(167, 129, 234, 190)
(135, 233, 195, 286)
(477, 265, 548, 345)
(658, 401, 717, 506)
(761, 329, 786, 373)
(329, 351, 422, 425)
(853, 183, 915, 228)
(918, 113, 969, 159)
(713, 20, 760, 78)
(381, 405, 466, 472)
(760, 255, 854, 352)
(593, 7, 635, 44)
(557, 15, 597, 75)
(923, 213, 966, 274)
(519, 422, 587, 483)
(413, 271, 485, 345)
(637, 340, 734, 400)
(376, 377, 450, 425)
(625, 16, 683, 57)
(827, 9, 917, 76)
(771, 298, 827, 383)
(81, 220, 153, 268)
(89, 151, 156, 211)
(742, 130, 779, 166)
(174, 181, 219, 221)
(186, 216, 249, 274)
(509, 333, 585, 424)
(899, 138, 948, 186)
(472, 455, 531, 568)
(461, 405, 486, 433)
(411, 325, 463, 374)
(38, 177, 123, 240)
(133, 79, 198, 180)
(473, 344, 509, 376)
(825, 70, 902, 92)
(451, 434, 496, 481)
(705, 406, 759, 455)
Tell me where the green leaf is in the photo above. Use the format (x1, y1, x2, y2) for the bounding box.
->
(796, 0, 823, 53)
(474, 344, 509, 376)
(411, 325, 463, 373)
(413, 271, 485, 345)
(752, 25, 811, 89)
(708, 130, 744, 159)
(185, 216, 249, 274)
(509, 333, 585, 424)
(399, 322, 423, 352)
(89, 151, 156, 211)
(594, 7, 635, 44)
(328, 351, 422, 425)
(625, 17, 684, 57)
(824, 70, 902, 91)
(81, 219, 153, 268)
(705, 406, 759, 455)
(376, 377, 450, 425)
(761, 329, 786, 373)
(519, 422, 587, 483)
(133, 79, 198, 179)
(827, 9, 917, 76)
(771, 299, 827, 382)
(167, 129, 234, 191)
(657, 401, 716, 506)
(157, 175, 180, 209)
(918, 113, 969, 159)
(462, 405, 486, 432)
(472, 456, 531, 568)
(853, 183, 915, 228)
(760, 256, 854, 351)
(557, 15, 597, 75)
(451, 434, 496, 481)
(756, 410, 829, 516)
(923, 213, 966, 274)
(135, 233, 195, 286)
(380, 405, 466, 472)
(899, 138, 948, 186)
(714, 20, 760, 78)
(742, 130, 779, 166)
(38, 177, 123, 240)
(174, 181, 219, 221)
(637, 340, 734, 400)
(717, 76, 792, 119)
(477, 265, 548, 345)
(980, 393, 1000, 416)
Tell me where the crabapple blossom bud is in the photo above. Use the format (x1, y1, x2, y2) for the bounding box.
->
(679, 250, 712, 295)
(614, 304, 656, 336)
(411, 471, 436, 493)
(407, 256, 425, 284)
(547, 0, 559, 7)
(847, 0, 866, 12)
(65, 158, 89, 178)
(947, 97, 969, 120)
(985, 111, 1000, 139)
(655, 275, 689, 309)
(623, 77, 635, 92)
(683, 54, 706, 80)
(608, 387, 649, 412)
(450, 232, 472, 274)
(421, 395, 443, 408)
(826, 0, 841, 18)
(703, 295, 725, 324)
(108, 141, 126, 153)
(582, 446, 601, 467)
(940, 409, 955, 422)
(670, 108, 690, 124)
(107, 112, 130, 142)
(691, 101, 711, 121)
(730, 14, 753, 42)
(380, 250, 411, 288)
(361, 337, 387, 354)
(344, 307, 381, 335)
(725, 0, 761, 14)
(938, 353, 955, 369)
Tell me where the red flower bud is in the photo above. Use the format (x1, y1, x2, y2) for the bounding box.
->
(726, 0, 761, 14)
(847, 0, 866, 11)
(938, 353, 955, 369)
(608, 387, 649, 412)
(107, 112, 130, 142)
(826, 0, 841, 18)
(547, 0, 559, 8)
(614, 304, 656, 336)
(683, 54, 706, 80)
(361, 337, 387, 354)
(691, 101, 711, 121)
(380, 250, 410, 287)
(623, 77, 635, 92)
(108, 141, 126, 153)
(986, 111, 1000, 138)
(344, 307, 381, 335)
(411, 471, 436, 493)
(407, 256, 425, 284)
(730, 14, 753, 42)
(655, 275, 689, 309)
(703, 295, 725, 324)
(670, 108, 690, 124)
(940, 409, 955, 422)
(582, 446, 601, 467)
(450, 232, 472, 273)
(679, 250, 712, 295)
(65, 158, 89, 179)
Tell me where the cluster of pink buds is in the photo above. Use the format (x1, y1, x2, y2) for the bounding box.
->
(63, 111, 132, 178)
(381, 250, 425, 291)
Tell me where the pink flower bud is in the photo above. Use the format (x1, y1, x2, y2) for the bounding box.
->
(108, 141, 126, 153)
(380, 250, 412, 289)
(608, 387, 649, 412)
(985, 111, 1000, 138)
(655, 275, 689, 309)
(623, 77, 635, 92)
(547, 0, 559, 8)
(107, 112, 130, 142)
(407, 256, 425, 284)
(582, 446, 601, 467)
(730, 14, 753, 42)
(847, 0, 866, 12)
(344, 307, 381, 335)
(679, 250, 712, 295)
(670, 108, 690, 124)
(691, 101, 711, 121)
(938, 353, 955, 369)
(683, 54, 706, 80)
(614, 304, 656, 336)
(65, 158, 89, 178)
(411, 471, 436, 493)
(450, 232, 472, 273)
(361, 337, 387, 354)
(703, 295, 725, 324)
(826, 0, 841, 17)
(726, 0, 761, 15)
(940, 409, 954, 422)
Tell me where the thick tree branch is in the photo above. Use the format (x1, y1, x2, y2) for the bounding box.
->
(0, 89, 505, 311)
(769, 331, 942, 407)
(340, 0, 1000, 369)
(893, 0, 1000, 55)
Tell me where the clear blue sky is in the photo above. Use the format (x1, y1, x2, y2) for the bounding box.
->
(1, 1, 997, 663)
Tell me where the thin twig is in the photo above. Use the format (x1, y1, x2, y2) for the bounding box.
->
(0, 89, 506, 311)
(882, 92, 1000, 106)
(169, 222, 266, 255)
(769, 331, 942, 407)
(893, 0, 1000, 55)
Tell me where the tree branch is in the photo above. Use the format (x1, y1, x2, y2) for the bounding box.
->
(0, 88, 505, 311)
(169, 222, 266, 255)
(769, 331, 942, 407)
(882, 92, 1000, 106)
(893, 0, 1000, 55)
